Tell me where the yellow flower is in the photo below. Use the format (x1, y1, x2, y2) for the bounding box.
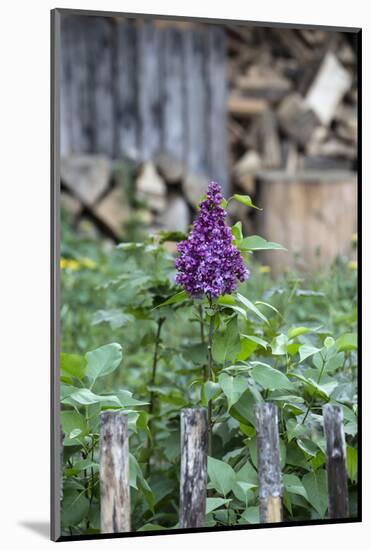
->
(348, 260, 357, 271)
(351, 233, 357, 244)
(81, 257, 97, 270)
(60, 257, 80, 271)
(259, 265, 271, 274)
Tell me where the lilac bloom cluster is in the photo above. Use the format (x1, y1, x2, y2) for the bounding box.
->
(175, 181, 249, 299)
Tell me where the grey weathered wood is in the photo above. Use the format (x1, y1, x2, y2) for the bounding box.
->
(206, 26, 229, 195)
(323, 404, 349, 519)
(184, 28, 208, 177)
(137, 21, 162, 160)
(179, 408, 208, 529)
(60, 15, 72, 156)
(256, 403, 283, 523)
(67, 16, 91, 153)
(115, 20, 138, 159)
(100, 411, 131, 533)
(162, 27, 185, 162)
(87, 17, 115, 156)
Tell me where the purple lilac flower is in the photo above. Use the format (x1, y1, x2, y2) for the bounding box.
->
(175, 181, 249, 299)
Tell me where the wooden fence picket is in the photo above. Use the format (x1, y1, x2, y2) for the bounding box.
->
(100, 411, 131, 533)
(179, 408, 208, 528)
(323, 404, 349, 519)
(255, 403, 283, 523)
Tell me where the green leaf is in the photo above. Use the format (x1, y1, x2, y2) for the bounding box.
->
(231, 390, 258, 427)
(60, 353, 87, 381)
(238, 235, 286, 251)
(208, 457, 236, 497)
(235, 461, 258, 485)
(250, 363, 293, 391)
(302, 470, 328, 517)
(240, 506, 260, 524)
(117, 389, 149, 407)
(283, 474, 309, 501)
(288, 326, 312, 339)
(129, 453, 154, 512)
(289, 373, 333, 400)
(85, 343, 123, 385)
(299, 344, 321, 363)
(255, 301, 282, 317)
(346, 447, 358, 483)
(62, 388, 121, 407)
(212, 316, 240, 364)
(206, 498, 231, 514)
(62, 493, 90, 527)
(236, 293, 268, 324)
(153, 290, 188, 309)
(201, 381, 221, 405)
(241, 334, 268, 350)
(336, 333, 358, 352)
(231, 194, 262, 210)
(231, 221, 243, 241)
(137, 524, 167, 531)
(60, 411, 87, 439)
(218, 373, 250, 410)
(271, 333, 288, 356)
(92, 309, 134, 330)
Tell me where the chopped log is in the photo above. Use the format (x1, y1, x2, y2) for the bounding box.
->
(255, 403, 283, 523)
(228, 94, 268, 116)
(258, 110, 281, 168)
(237, 65, 291, 102)
(301, 156, 353, 171)
(182, 173, 209, 207)
(277, 93, 319, 147)
(94, 185, 130, 237)
(100, 411, 131, 533)
(136, 161, 167, 212)
(323, 405, 349, 519)
(305, 52, 352, 125)
(60, 155, 111, 206)
(256, 170, 357, 275)
(273, 28, 316, 63)
(160, 194, 190, 233)
(154, 151, 184, 183)
(179, 408, 208, 529)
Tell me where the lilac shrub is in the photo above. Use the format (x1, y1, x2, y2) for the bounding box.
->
(175, 181, 249, 299)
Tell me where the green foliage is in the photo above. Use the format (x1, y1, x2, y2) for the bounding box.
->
(60, 206, 358, 534)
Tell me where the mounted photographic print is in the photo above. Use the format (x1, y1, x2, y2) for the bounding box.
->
(51, 8, 361, 542)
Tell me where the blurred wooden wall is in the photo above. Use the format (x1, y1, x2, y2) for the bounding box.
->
(60, 15, 229, 193)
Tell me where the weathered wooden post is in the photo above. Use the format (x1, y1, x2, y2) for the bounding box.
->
(323, 404, 349, 518)
(179, 408, 208, 528)
(100, 411, 131, 533)
(256, 403, 283, 523)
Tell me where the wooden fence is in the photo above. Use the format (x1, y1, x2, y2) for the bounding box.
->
(60, 15, 229, 193)
(98, 403, 349, 533)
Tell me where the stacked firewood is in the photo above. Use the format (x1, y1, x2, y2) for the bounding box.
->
(226, 25, 358, 196)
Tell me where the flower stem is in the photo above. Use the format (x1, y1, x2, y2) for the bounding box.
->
(198, 304, 207, 381)
(147, 317, 165, 474)
(301, 351, 326, 425)
(207, 305, 216, 456)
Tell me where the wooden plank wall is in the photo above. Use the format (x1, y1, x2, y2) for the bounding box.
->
(60, 15, 229, 192)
